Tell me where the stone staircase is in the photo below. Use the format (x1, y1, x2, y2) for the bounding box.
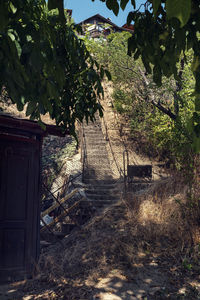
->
(81, 115, 120, 208)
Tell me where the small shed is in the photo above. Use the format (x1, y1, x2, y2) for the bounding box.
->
(0, 114, 68, 282)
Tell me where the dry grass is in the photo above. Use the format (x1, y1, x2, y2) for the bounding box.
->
(27, 178, 199, 298)
(4, 176, 198, 299)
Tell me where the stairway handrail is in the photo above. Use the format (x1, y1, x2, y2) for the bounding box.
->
(81, 123, 87, 182)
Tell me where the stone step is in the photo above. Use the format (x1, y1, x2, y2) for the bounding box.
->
(86, 157, 109, 162)
(84, 166, 112, 172)
(85, 135, 105, 139)
(86, 153, 109, 158)
(85, 142, 106, 147)
(85, 146, 107, 151)
(85, 138, 105, 142)
(84, 167, 112, 172)
(85, 140, 107, 145)
(86, 193, 117, 200)
(85, 167, 112, 173)
(86, 143, 106, 148)
(86, 160, 111, 166)
(84, 130, 103, 134)
(84, 133, 104, 137)
(85, 148, 108, 152)
(84, 163, 111, 168)
(85, 190, 120, 196)
(85, 144, 107, 148)
(85, 140, 106, 145)
(86, 150, 109, 155)
(84, 175, 114, 181)
(86, 155, 110, 159)
(84, 125, 101, 130)
(86, 184, 119, 190)
(84, 127, 101, 131)
(82, 118, 120, 210)
(83, 178, 116, 185)
(80, 199, 117, 208)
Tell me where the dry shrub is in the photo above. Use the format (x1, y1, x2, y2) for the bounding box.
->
(36, 177, 199, 289)
(124, 178, 194, 246)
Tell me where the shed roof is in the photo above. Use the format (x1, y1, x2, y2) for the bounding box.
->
(0, 114, 69, 137)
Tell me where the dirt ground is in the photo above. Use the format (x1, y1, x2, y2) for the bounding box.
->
(1, 178, 200, 300)
(1, 86, 200, 300)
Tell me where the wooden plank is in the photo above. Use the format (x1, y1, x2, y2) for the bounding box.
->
(40, 199, 82, 232)
(41, 189, 79, 218)
(40, 216, 54, 234)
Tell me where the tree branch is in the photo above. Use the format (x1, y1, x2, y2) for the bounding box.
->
(138, 67, 177, 121)
(151, 100, 176, 120)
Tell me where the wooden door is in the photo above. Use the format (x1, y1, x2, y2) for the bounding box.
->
(0, 134, 41, 282)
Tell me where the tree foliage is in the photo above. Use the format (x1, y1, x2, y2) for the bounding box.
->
(0, 0, 104, 135)
(86, 31, 196, 169)
(93, 0, 200, 151)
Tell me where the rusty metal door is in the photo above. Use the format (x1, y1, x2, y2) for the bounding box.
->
(0, 134, 41, 282)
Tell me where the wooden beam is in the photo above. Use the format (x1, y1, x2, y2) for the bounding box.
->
(41, 188, 79, 218)
(40, 199, 83, 232)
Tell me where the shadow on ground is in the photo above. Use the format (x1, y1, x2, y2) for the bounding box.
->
(1, 179, 200, 300)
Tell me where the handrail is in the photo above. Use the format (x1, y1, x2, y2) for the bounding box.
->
(123, 149, 129, 186)
(81, 123, 87, 182)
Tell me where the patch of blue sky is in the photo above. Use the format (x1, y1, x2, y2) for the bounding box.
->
(65, 0, 145, 26)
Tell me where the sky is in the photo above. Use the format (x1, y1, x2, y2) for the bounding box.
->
(64, 0, 144, 26)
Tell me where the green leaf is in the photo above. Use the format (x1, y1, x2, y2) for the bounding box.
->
(8, 32, 15, 41)
(26, 101, 37, 116)
(48, 0, 65, 22)
(166, 0, 191, 27)
(153, 64, 162, 86)
(131, 0, 136, 9)
(195, 95, 200, 111)
(105, 69, 112, 80)
(13, 72, 24, 89)
(14, 40, 22, 58)
(127, 12, 135, 26)
(16, 102, 24, 111)
(195, 72, 200, 94)
(38, 119, 46, 131)
(100, 67, 104, 79)
(191, 55, 200, 72)
(134, 49, 140, 60)
(152, 0, 161, 16)
(194, 124, 200, 137)
(120, 0, 129, 11)
(48, 0, 58, 10)
(106, 0, 119, 16)
(9, 2, 17, 14)
(193, 112, 200, 123)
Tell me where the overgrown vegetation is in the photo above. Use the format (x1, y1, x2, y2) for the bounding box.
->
(19, 179, 200, 299)
(85, 31, 200, 224)
(85, 33, 194, 167)
(96, 0, 200, 151)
